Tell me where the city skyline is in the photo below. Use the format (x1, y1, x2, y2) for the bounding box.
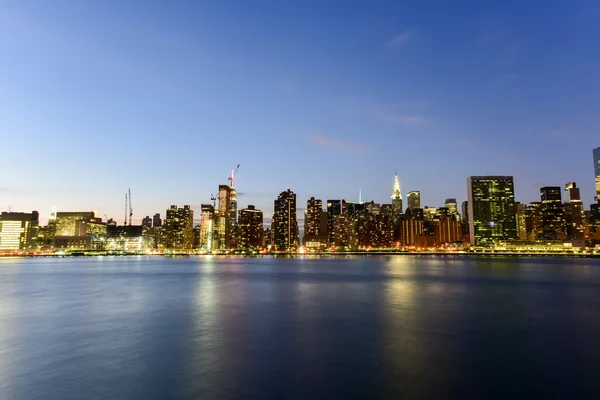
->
(2, 2, 600, 221)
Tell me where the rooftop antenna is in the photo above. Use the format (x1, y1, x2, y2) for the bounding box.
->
(124, 192, 128, 226)
(128, 188, 133, 226)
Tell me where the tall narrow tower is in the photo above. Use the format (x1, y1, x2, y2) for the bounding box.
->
(391, 172, 403, 219)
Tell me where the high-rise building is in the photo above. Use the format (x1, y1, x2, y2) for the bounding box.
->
(434, 217, 462, 245)
(217, 185, 232, 250)
(162, 205, 194, 250)
(53, 211, 105, 250)
(524, 202, 542, 241)
(153, 213, 162, 227)
(272, 189, 299, 251)
(594, 147, 600, 201)
(445, 198, 459, 220)
(461, 201, 469, 235)
(407, 191, 421, 211)
(391, 173, 403, 219)
(540, 186, 566, 240)
(564, 182, 585, 240)
(0, 211, 39, 250)
(333, 214, 357, 250)
(304, 197, 323, 240)
(515, 202, 527, 241)
(141, 216, 152, 229)
(327, 200, 343, 245)
(237, 205, 263, 251)
(55, 212, 97, 236)
(467, 176, 517, 246)
(198, 204, 216, 251)
(303, 197, 328, 249)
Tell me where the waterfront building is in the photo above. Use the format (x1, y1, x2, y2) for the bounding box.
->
(162, 205, 194, 250)
(54, 211, 105, 250)
(198, 204, 216, 251)
(105, 225, 143, 252)
(326, 200, 344, 245)
(238, 205, 263, 251)
(564, 182, 585, 240)
(217, 185, 232, 250)
(524, 202, 542, 241)
(407, 191, 421, 211)
(540, 186, 566, 240)
(272, 189, 299, 251)
(515, 202, 527, 241)
(303, 197, 329, 250)
(391, 173, 403, 220)
(467, 176, 517, 246)
(400, 209, 425, 247)
(461, 201, 469, 235)
(434, 217, 462, 245)
(594, 147, 600, 201)
(333, 214, 357, 250)
(0, 211, 39, 250)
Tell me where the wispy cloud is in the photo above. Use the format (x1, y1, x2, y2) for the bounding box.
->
(389, 29, 414, 46)
(372, 108, 429, 126)
(310, 136, 368, 153)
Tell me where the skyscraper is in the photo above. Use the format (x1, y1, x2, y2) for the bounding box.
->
(594, 147, 600, 201)
(199, 204, 216, 251)
(445, 198, 458, 219)
(0, 211, 39, 250)
(272, 189, 299, 251)
(217, 185, 232, 250)
(238, 205, 263, 251)
(391, 173, 403, 219)
(407, 191, 421, 212)
(564, 182, 584, 240)
(152, 213, 162, 228)
(303, 197, 328, 249)
(540, 186, 566, 240)
(162, 205, 194, 250)
(326, 200, 344, 245)
(467, 176, 517, 246)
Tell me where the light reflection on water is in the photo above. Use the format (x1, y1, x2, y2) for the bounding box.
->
(1, 256, 600, 399)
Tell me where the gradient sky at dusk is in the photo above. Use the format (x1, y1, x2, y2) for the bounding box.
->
(1, 1, 600, 223)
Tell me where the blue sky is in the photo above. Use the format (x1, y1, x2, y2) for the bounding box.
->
(1, 1, 599, 223)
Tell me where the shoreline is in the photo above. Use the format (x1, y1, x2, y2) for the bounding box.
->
(1, 251, 599, 258)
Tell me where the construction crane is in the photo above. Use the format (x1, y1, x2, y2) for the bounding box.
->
(124, 192, 128, 226)
(128, 188, 133, 226)
(228, 164, 240, 188)
(210, 194, 217, 207)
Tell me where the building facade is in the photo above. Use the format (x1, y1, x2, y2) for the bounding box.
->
(162, 205, 194, 250)
(238, 205, 263, 251)
(407, 191, 421, 212)
(272, 189, 299, 251)
(0, 211, 39, 250)
(467, 176, 517, 246)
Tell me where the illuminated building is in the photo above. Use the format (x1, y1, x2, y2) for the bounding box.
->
(524, 202, 542, 241)
(434, 217, 462, 245)
(333, 215, 357, 250)
(407, 191, 421, 211)
(162, 205, 194, 250)
(467, 176, 517, 246)
(515, 202, 527, 240)
(539, 186, 566, 240)
(400, 208, 425, 247)
(106, 225, 143, 252)
(272, 189, 299, 251)
(461, 201, 469, 235)
(0, 211, 39, 250)
(153, 213, 162, 227)
(238, 205, 263, 251)
(391, 173, 403, 219)
(199, 204, 216, 251)
(217, 185, 233, 250)
(54, 212, 105, 250)
(55, 212, 97, 236)
(445, 198, 459, 220)
(326, 200, 344, 245)
(594, 147, 600, 201)
(303, 197, 328, 250)
(141, 216, 152, 229)
(564, 182, 584, 239)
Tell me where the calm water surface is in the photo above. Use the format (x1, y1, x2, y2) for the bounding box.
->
(1, 256, 600, 399)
